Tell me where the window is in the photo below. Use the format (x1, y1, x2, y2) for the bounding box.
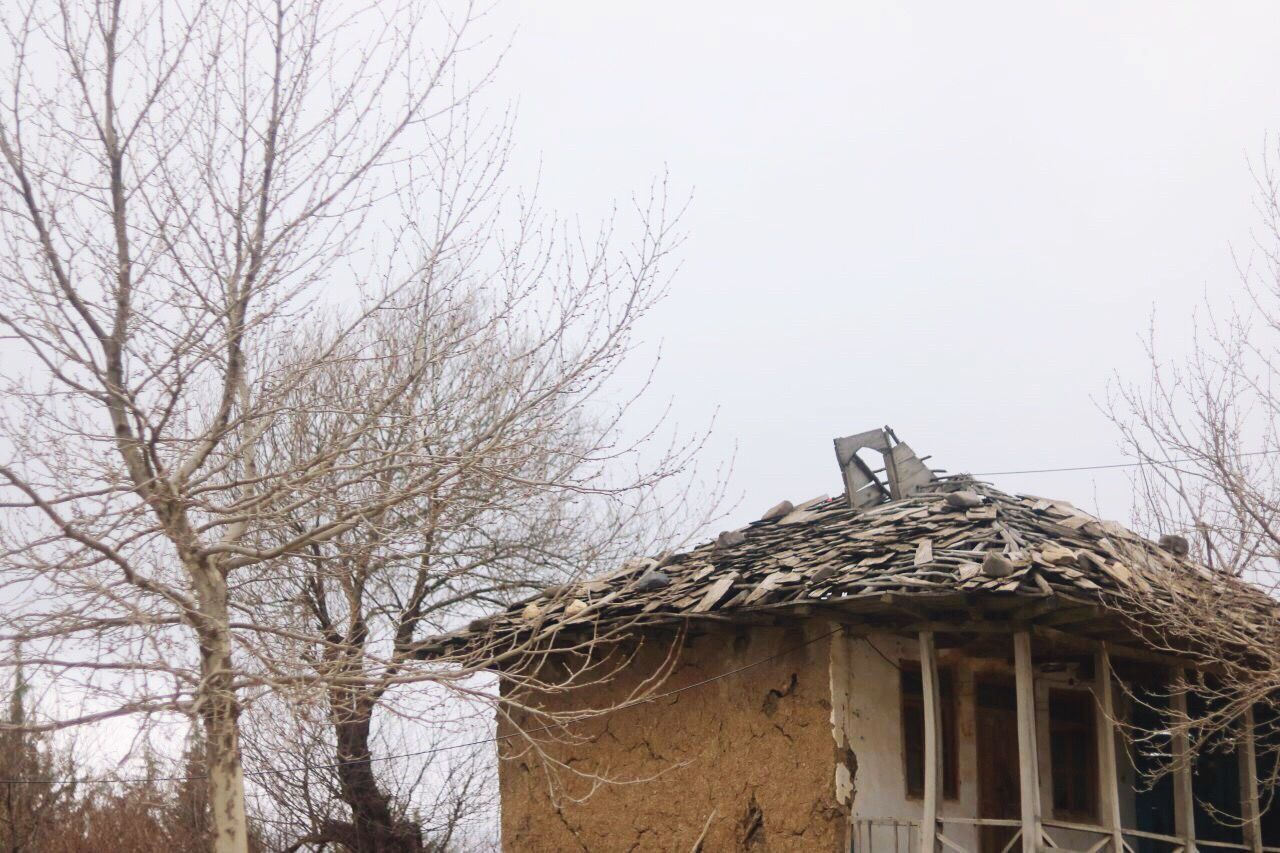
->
(1049, 689, 1098, 819)
(1188, 690, 1243, 846)
(902, 662, 958, 799)
(1253, 703, 1280, 848)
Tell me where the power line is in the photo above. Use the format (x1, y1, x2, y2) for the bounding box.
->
(12, 451, 1280, 784)
(972, 448, 1280, 477)
(0, 627, 843, 787)
(860, 636, 902, 673)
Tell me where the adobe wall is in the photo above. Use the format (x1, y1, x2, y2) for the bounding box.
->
(496, 622, 846, 852)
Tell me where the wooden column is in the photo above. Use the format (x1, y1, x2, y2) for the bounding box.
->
(1240, 705, 1263, 853)
(919, 631, 943, 853)
(1095, 647, 1125, 853)
(1170, 672, 1197, 853)
(1014, 630, 1042, 853)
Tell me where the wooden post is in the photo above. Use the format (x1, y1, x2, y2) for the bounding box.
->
(919, 631, 942, 853)
(1240, 705, 1263, 853)
(1170, 671, 1197, 853)
(1095, 647, 1125, 853)
(1014, 630, 1042, 853)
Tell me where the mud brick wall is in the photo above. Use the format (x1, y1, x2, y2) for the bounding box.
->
(497, 623, 846, 852)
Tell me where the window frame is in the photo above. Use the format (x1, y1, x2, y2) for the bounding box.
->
(901, 660, 960, 801)
(1048, 687, 1099, 821)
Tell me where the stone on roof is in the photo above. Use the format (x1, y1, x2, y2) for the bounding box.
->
(416, 475, 1277, 660)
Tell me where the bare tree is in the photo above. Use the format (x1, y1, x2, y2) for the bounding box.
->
(232, 261, 706, 850)
(0, 648, 78, 853)
(0, 1, 705, 850)
(1108, 149, 1280, 583)
(1106, 145, 1280, 820)
(244, 696, 494, 853)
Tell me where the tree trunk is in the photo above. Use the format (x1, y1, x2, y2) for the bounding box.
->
(329, 690, 422, 853)
(201, 696, 249, 853)
(193, 573, 250, 853)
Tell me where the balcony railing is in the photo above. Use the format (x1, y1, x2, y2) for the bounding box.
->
(852, 816, 1280, 853)
(897, 628, 1268, 853)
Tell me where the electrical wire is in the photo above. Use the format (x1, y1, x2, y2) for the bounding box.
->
(0, 627, 844, 787)
(971, 448, 1280, 477)
(860, 636, 902, 673)
(12, 451, 1280, 784)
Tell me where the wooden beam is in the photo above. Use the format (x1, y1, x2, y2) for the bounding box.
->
(1014, 630, 1043, 853)
(900, 621, 1021, 635)
(1009, 598, 1068, 622)
(1095, 646, 1124, 853)
(1241, 705, 1263, 853)
(1170, 672, 1197, 853)
(1036, 605, 1109, 627)
(1032, 625, 1212, 672)
(920, 630, 942, 853)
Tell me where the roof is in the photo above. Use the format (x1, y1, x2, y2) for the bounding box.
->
(416, 477, 1277, 660)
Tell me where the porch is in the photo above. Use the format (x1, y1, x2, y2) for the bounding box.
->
(842, 627, 1275, 853)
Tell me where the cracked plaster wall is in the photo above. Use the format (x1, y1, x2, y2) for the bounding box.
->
(497, 623, 846, 852)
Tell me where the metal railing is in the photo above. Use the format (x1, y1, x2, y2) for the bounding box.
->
(852, 816, 1280, 853)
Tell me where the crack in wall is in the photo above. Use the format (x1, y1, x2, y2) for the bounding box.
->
(499, 625, 842, 851)
(763, 672, 799, 717)
(552, 805, 590, 852)
(740, 792, 765, 849)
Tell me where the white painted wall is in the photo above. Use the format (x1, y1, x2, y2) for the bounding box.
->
(831, 630, 1135, 853)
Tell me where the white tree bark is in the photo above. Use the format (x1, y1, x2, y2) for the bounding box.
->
(194, 586, 251, 853)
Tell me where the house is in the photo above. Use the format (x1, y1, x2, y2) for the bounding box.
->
(418, 428, 1280, 852)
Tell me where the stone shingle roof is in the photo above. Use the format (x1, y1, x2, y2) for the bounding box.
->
(416, 476, 1276, 659)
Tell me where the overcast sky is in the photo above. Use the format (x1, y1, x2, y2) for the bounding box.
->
(6, 0, 1278, 808)
(479, 1, 1280, 531)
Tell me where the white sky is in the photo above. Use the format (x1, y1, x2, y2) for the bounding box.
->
(1, 6, 1276, 836)
(483, 0, 1280, 530)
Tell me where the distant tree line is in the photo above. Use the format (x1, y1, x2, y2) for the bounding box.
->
(0, 650, 242, 852)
